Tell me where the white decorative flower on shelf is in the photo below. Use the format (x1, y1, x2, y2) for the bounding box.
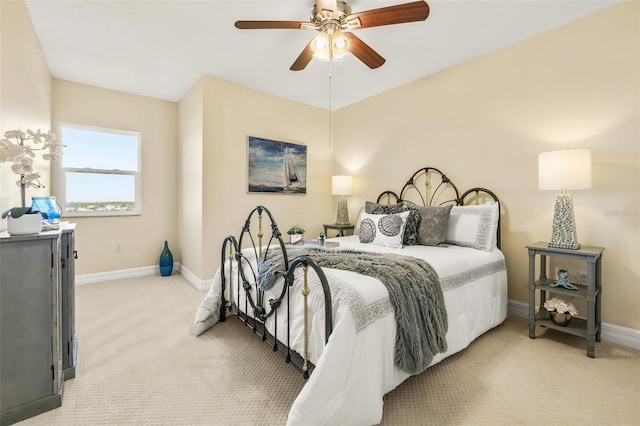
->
(543, 297, 578, 316)
(0, 129, 62, 207)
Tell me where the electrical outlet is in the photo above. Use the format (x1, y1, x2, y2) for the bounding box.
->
(115, 244, 123, 253)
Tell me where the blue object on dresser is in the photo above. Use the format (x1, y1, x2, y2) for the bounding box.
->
(31, 196, 62, 223)
(159, 240, 173, 276)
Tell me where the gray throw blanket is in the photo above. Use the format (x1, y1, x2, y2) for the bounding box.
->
(257, 247, 448, 375)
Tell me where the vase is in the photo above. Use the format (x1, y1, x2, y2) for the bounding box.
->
(290, 233, 303, 244)
(549, 311, 572, 326)
(159, 240, 173, 277)
(31, 196, 62, 223)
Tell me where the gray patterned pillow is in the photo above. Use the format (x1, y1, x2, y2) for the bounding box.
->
(366, 201, 420, 246)
(359, 211, 410, 249)
(364, 200, 382, 214)
(415, 205, 453, 246)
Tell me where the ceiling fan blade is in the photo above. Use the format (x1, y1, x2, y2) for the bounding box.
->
(315, 0, 339, 19)
(344, 33, 385, 69)
(235, 20, 308, 30)
(290, 42, 315, 71)
(346, 0, 430, 30)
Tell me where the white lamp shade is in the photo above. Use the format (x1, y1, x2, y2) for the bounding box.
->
(332, 175, 352, 195)
(538, 149, 592, 190)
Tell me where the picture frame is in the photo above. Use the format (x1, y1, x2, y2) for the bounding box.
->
(247, 136, 307, 194)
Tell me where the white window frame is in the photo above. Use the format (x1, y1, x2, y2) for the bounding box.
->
(57, 123, 142, 217)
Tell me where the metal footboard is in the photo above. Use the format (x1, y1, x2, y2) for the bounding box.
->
(218, 205, 333, 379)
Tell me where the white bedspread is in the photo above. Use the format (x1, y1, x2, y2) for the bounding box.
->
(194, 236, 508, 425)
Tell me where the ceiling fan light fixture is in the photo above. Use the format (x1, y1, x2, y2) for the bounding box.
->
(236, 0, 431, 71)
(311, 31, 350, 61)
(333, 33, 350, 56)
(312, 32, 328, 50)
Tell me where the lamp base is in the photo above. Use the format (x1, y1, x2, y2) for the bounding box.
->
(548, 193, 581, 250)
(335, 196, 350, 226)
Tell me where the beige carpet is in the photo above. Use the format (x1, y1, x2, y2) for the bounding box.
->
(19, 275, 639, 426)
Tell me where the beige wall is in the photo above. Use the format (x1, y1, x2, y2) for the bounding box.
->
(51, 79, 179, 275)
(178, 76, 334, 281)
(177, 78, 205, 279)
(0, 0, 52, 224)
(41, 70, 335, 283)
(333, 2, 639, 330)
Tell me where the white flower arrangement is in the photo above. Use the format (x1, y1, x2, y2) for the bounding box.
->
(0, 129, 62, 206)
(543, 297, 578, 316)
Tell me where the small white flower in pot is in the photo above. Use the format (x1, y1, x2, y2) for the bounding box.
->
(543, 297, 578, 326)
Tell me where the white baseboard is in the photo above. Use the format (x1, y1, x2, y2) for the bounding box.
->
(508, 299, 640, 350)
(76, 262, 211, 291)
(178, 265, 212, 292)
(600, 322, 640, 350)
(76, 263, 180, 285)
(507, 299, 529, 319)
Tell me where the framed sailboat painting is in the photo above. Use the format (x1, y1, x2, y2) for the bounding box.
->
(247, 136, 307, 194)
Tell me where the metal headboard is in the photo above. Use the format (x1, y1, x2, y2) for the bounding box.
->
(377, 167, 461, 207)
(376, 167, 502, 249)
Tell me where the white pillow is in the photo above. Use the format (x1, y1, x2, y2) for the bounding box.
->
(353, 206, 365, 235)
(358, 211, 410, 249)
(445, 202, 499, 251)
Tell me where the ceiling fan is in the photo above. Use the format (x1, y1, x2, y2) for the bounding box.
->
(235, 0, 430, 71)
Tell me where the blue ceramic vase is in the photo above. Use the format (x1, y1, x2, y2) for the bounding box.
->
(159, 240, 173, 277)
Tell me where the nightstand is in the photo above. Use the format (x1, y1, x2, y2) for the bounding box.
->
(526, 242, 605, 358)
(323, 223, 354, 237)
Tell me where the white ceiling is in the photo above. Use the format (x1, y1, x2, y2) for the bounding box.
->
(25, 0, 622, 110)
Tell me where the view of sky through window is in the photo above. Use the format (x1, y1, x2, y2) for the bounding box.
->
(61, 126, 139, 206)
(65, 173, 135, 203)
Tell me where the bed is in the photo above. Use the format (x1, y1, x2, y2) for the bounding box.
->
(194, 166, 508, 425)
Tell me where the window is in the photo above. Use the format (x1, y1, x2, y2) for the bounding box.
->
(58, 124, 141, 216)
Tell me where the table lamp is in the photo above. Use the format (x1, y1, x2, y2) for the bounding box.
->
(538, 148, 592, 250)
(332, 175, 352, 225)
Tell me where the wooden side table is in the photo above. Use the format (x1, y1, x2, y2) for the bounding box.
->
(323, 223, 354, 237)
(527, 242, 604, 358)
